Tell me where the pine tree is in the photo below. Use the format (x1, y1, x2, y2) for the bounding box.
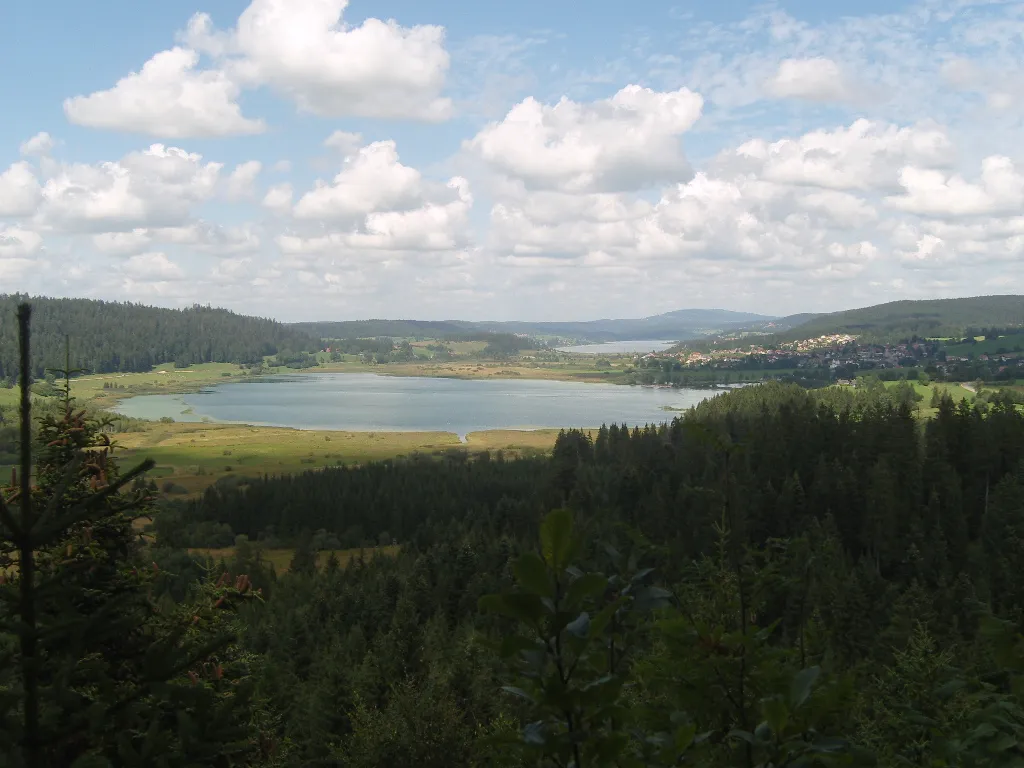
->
(0, 304, 270, 766)
(288, 529, 318, 577)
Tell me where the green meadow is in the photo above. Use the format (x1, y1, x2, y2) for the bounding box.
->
(112, 421, 571, 494)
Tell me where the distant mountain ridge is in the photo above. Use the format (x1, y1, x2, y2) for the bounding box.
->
(292, 308, 775, 343)
(779, 295, 1024, 342)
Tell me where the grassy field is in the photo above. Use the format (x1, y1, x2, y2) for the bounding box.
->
(108, 422, 570, 494)
(942, 333, 1024, 357)
(65, 362, 261, 410)
(187, 544, 400, 574)
(873, 380, 976, 418)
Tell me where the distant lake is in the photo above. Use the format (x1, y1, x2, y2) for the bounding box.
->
(112, 373, 713, 438)
(557, 340, 677, 355)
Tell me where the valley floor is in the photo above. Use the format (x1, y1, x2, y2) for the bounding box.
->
(114, 422, 571, 495)
(0, 361, 986, 498)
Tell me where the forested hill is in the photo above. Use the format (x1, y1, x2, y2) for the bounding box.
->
(294, 308, 774, 343)
(0, 295, 317, 380)
(292, 319, 479, 339)
(785, 295, 1024, 342)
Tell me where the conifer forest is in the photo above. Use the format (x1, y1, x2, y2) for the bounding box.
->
(6, 301, 1024, 767)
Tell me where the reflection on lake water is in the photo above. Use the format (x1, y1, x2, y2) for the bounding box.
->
(113, 373, 715, 437)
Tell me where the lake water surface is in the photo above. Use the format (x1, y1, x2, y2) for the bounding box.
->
(113, 373, 713, 437)
(557, 340, 677, 355)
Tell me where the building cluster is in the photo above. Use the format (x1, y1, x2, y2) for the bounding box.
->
(642, 334, 1024, 381)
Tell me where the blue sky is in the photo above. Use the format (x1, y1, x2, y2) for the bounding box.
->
(1, 0, 1022, 321)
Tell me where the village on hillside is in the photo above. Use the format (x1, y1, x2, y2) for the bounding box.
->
(638, 332, 1024, 384)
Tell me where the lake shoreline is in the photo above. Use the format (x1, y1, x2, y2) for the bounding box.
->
(61, 355, 736, 418)
(111, 372, 712, 435)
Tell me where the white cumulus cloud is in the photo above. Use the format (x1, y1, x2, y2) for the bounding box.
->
(91, 229, 153, 256)
(0, 227, 43, 259)
(0, 163, 42, 217)
(294, 141, 425, 221)
(224, 160, 262, 200)
(323, 131, 364, 155)
(19, 132, 54, 157)
(728, 119, 954, 192)
(279, 139, 472, 260)
(465, 85, 704, 193)
(64, 48, 265, 138)
(38, 144, 222, 232)
(123, 251, 186, 280)
(766, 57, 859, 103)
(263, 183, 293, 214)
(886, 156, 1024, 217)
(184, 0, 452, 121)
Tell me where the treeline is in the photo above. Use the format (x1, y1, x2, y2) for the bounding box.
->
(293, 319, 477, 339)
(318, 332, 534, 362)
(124, 381, 1024, 763)
(156, 452, 548, 549)
(325, 338, 397, 357)
(0, 295, 317, 380)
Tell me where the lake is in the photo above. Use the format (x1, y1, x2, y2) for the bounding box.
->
(113, 373, 714, 438)
(557, 340, 677, 354)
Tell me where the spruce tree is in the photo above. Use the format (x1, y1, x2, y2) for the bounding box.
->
(0, 304, 271, 766)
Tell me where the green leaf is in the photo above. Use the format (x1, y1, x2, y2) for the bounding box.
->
(789, 665, 821, 709)
(972, 722, 998, 739)
(754, 721, 772, 742)
(566, 573, 608, 609)
(590, 597, 627, 637)
(479, 593, 545, 626)
(523, 721, 548, 746)
(513, 553, 553, 597)
(630, 567, 655, 584)
(566, 612, 590, 639)
(673, 723, 697, 753)
(987, 733, 1017, 752)
(762, 696, 789, 734)
(541, 508, 574, 570)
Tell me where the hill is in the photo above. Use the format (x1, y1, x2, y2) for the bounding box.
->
(0, 295, 318, 381)
(784, 295, 1024, 342)
(291, 319, 479, 340)
(294, 308, 774, 343)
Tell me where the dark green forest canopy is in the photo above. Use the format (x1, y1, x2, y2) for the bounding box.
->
(165, 380, 1009, 570)
(0, 295, 318, 379)
(142, 380, 1024, 765)
(12, 370, 1024, 764)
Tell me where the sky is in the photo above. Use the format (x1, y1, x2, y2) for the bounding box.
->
(1, 0, 1023, 322)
